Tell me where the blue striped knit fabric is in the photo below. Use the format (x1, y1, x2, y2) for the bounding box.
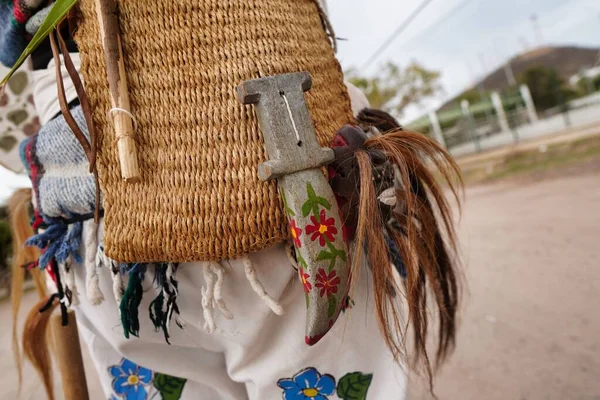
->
(0, 0, 47, 67)
(0, 2, 28, 67)
(20, 105, 99, 219)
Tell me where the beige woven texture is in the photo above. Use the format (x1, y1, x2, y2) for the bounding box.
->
(75, 0, 354, 262)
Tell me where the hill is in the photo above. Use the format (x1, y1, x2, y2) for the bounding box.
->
(439, 45, 600, 111)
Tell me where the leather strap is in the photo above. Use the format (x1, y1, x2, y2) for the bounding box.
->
(49, 28, 101, 222)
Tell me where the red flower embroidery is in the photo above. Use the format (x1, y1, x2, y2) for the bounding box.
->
(305, 210, 338, 246)
(289, 220, 302, 248)
(299, 268, 312, 293)
(315, 268, 340, 298)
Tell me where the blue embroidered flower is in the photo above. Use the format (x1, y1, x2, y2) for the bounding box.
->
(277, 367, 336, 400)
(109, 359, 153, 400)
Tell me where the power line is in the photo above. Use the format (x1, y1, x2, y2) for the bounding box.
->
(393, 0, 477, 51)
(360, 0, 436, 71)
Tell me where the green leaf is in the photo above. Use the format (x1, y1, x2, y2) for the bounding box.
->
(316, 249, 333, 262)
(153, 373, 187, 400)
(317, 197, 331, 210)
(1, 0, 80, 85)
(297, 254, 308, 269)
(306, 182, 317, 199)
(327, 295, 337, 318)
(327, 242, 347, 262)
(301, 199, 315, 218)
(336, 372, 373, 400)
(280, 189, 295, 217)
(305, 182, 322, 219)
(320, 243, 347, 272)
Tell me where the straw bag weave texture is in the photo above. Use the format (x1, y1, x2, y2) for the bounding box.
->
(74, 0, 354, 262)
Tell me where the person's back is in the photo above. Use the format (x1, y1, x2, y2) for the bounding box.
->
(3, 2, 461, 399)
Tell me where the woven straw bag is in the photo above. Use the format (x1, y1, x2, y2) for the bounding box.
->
(74, 0, 354, 262)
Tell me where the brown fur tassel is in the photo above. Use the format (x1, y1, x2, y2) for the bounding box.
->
(353, 130, 463, 390)
(357, 108, 402, 133)
(8, 189, 47, 391)
(23, 296, 58, 400)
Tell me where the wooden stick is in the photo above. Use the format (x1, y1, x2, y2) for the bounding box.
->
(95, 0, 141, 183)
(50, 311, 90, 400)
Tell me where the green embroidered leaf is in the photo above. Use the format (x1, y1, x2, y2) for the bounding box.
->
(153, 373, 187, 400)
(306, 182, 317, 199)
(327, 295, 337, 318)
(316, 249, 333, 262)
(304, 182, 330, 219)
(319, 243, 348, 272)
(302, 199, 316, 218)
(317, 197, 331, 210)
(305, 292, 310, 309)
(1, 0, 80, 85)
(317, 249, 336, 272)
(336, 372, 373, 400)
(280, 189, 295, 217)
(297, 253, 308, 269)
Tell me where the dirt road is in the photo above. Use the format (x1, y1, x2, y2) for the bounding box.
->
(411, 172, 600, 399)
(2, 172, 600, 399)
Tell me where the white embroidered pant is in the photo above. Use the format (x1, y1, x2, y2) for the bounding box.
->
(73, 224, 407, 400)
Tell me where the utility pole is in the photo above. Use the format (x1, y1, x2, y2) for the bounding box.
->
(493, 41, 517, 87)
(461, 100, 481, 152)
(477, 53, 495, 125)
(530, 14, 544, 46)
(504, 61, 517, 86)
(518, 36, 530, 53)
(428, 111, 446, 148)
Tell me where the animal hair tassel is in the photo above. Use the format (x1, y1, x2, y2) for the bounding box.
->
(22, 296, 59, 400)
(329, 119, 463, 391)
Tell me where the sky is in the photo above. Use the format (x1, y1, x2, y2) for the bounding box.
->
(328, 0, 600, 121)
(2, 0, 600, 203)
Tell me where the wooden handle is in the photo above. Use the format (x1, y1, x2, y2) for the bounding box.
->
(95, 0, 140, 182)
(51, 311, 90, 400)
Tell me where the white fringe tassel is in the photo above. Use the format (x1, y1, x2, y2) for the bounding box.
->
(111, 265, 124, 305)
(242, 257, 284, 316)
(84, 219, 104, 305)
(201, 266, 217, 333)
(210, 263, 233, 320)
(97, 246, 124, 305)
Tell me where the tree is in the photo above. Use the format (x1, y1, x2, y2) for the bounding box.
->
(593, 75, 600, 91)
(519, 67, 576, 111)
(347, 61, 443, 117)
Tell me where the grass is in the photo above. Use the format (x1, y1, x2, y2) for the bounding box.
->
(458, 135, 600, 185)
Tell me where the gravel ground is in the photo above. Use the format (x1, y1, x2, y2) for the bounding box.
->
(2, 171, 599, 400)
(410, 171, 600, 399)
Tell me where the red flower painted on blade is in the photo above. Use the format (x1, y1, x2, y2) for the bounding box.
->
(299, 268, 312, 293)
(289, 220, 302, 248)
(315, 268, 341, 298)
(305, 210, 338, 246)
